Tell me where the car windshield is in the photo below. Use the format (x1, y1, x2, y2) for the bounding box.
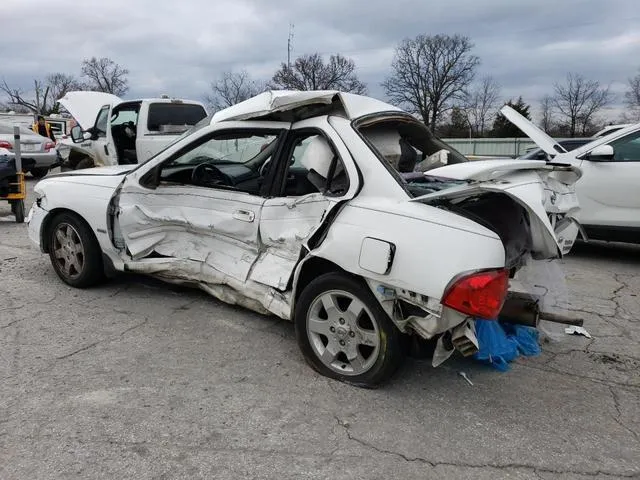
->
(171, 134, 278, 166)
(356, 115, 469, 197)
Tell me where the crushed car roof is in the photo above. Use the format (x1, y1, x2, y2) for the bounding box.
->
(211, 90, 403, 123)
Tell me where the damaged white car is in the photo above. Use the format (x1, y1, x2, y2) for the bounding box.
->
(27, 90, 581, 386)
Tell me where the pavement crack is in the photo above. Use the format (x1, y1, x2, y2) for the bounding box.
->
(56, 318, 149, 360)
(334, 416, 435, 466)
(117, 318, 149, 337)
(608, 385, 640, 443)
(333, 416, 638, 477)
(1, 317, 25, 329)
(56, 341, 101, 360)
(612, 273, 633, 321)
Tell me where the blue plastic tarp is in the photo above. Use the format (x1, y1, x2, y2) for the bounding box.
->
(473, 319, 541, 371)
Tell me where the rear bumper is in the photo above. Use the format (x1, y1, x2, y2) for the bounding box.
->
(6, 152, 58, 169)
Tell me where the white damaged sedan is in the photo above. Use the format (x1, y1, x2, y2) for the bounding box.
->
(27, 90, 581, 386)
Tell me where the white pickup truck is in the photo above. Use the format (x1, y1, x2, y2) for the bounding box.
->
(57, 92, 208, 169)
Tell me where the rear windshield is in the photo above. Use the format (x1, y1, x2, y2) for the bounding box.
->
(356, 116, 468, 197)
(0, 124, 37, 136)
(147, 103, 207, 134)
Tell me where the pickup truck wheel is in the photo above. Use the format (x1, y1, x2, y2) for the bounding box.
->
(294, 272, 405, 388)
(30, 167, 49, 178)
(75, 158, 94, 170)
(48, 212, 105, 288)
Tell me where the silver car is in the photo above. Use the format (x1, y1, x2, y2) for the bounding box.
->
(0, 124, 58, 178)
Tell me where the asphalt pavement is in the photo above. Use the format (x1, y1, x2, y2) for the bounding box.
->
(0, 175, 638, 479)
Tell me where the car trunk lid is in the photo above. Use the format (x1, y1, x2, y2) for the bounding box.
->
(409, 159, 581, 259)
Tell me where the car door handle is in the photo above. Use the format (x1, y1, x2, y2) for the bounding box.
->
(232, 209, 255, 222)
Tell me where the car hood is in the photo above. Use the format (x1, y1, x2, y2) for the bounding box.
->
(57, 91, 122, 130)
(39, 165, 134, 190)
(500, 105, 567, 157)
(49, 165, 135, 178)
(211, 90, 402, 123)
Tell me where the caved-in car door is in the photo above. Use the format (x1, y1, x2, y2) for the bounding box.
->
(114, 122, 290, 287)
(251, 117, 360, 290)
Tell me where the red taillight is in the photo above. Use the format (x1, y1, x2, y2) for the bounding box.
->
(442, 269, 509, 319)
(0, 140, 12, 150)
(45, 142, 55, 151)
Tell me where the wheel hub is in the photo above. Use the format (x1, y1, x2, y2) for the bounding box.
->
(335, 325, 349, 340)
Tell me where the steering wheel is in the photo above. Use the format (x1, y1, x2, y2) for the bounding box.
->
(259, 158, 272, 177)
(191, 162, 234, 188)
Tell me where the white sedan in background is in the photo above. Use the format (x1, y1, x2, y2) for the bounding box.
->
(503, 107, 640, 244)
(27, 91, 581, 387)
(0, 124, 58, 178)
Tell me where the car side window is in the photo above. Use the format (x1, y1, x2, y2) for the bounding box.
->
(94, 105, 110, 137)
(158, 131, 280, 196)
(279, 133, 349, 197)
(609, 131, 640, 162)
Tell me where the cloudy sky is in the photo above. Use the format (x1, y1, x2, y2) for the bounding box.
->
(1, 0, 639, 120)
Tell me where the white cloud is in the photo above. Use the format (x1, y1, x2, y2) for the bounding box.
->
(1, 0, 638, 116)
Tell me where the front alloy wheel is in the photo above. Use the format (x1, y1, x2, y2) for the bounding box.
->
(52, 223, 85, 280)
(48, 212, 105, 288)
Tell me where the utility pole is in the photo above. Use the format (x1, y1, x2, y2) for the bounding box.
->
(287, 23, 294, 69)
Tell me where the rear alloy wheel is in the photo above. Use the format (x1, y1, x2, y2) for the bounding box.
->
(295, 272, 405, 387)
(48, 213, 105, 288)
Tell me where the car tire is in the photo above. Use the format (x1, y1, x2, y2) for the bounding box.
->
(75, 158, 95, 170)
(47, 212, 105, 288)
(30, 167, 49, 178)
(294, 272, 405, 388)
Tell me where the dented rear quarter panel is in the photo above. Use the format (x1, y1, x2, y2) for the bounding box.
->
(308, 197, 506, 302)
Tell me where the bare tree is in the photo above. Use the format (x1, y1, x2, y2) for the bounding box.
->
(383, 34, 479, 129)
(81, 57, 129, 96)
(463, 76, 500, 136)
(1, 78, 52, 114)
(270, 53, 367, 94)
(625, 70, 640, 121)
(1, 72, 86, 115)
(47, 73, 83, 102)
(539, 95, 555, 133)
(553, 73, 611, 137)
(205, 70, 264, 112)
